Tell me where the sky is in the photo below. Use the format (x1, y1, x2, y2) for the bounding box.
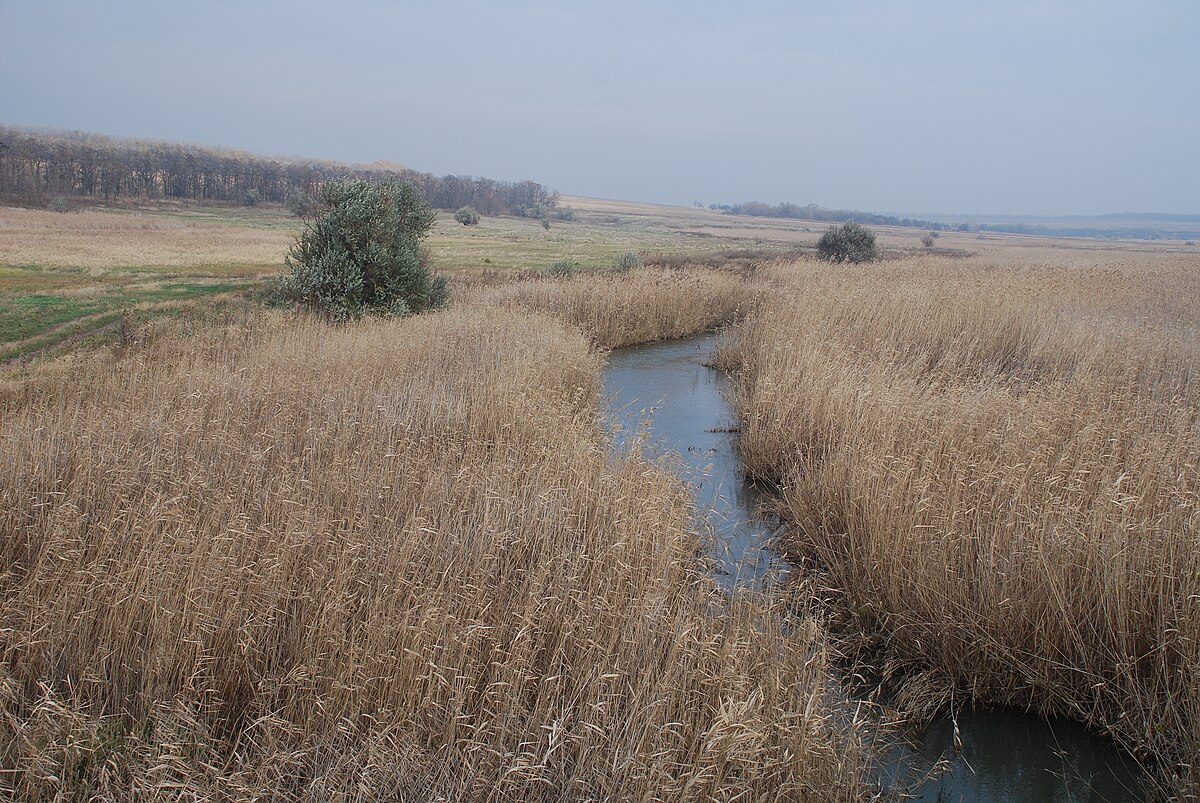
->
(2, 0, 1197, 216)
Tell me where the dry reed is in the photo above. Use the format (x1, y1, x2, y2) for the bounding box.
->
(459, 268, 756, 349)
(720, 254, 1200, 795)
(0, 302, 869, 800)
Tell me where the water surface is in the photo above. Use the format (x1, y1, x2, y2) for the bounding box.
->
(601, 332, 1149, 802)
(602, 334, 788, 590)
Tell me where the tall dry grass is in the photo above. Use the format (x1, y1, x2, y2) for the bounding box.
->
(0, 303, 869, 800)
(459, 268, 756, 349)
(720, 254, 1200, 793)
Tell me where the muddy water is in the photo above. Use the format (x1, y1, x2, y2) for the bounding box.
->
(602, 333, 1148, 802)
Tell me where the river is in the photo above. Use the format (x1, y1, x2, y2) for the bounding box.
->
(601, 332, 1148, 803)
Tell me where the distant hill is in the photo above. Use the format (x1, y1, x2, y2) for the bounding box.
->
(713, 199, 1200, 241)
(920, 212, 1200, 241)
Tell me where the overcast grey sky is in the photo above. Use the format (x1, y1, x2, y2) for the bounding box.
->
(2, 0, 1196, 215)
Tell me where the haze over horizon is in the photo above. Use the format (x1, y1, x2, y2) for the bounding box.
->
(2, 0, 1197, 217)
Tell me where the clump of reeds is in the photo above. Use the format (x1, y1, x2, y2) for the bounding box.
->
(0, 303, 870, 800)
(460, 267, 755, 349)
(721, 253, 1200, 794)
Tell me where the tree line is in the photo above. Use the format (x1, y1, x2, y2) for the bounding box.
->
(0, 125, 558, 216)
(710, 200, 963, 232)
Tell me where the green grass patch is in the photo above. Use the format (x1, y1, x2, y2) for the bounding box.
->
(1, 294, 100, 342)
(0, 280, 259, 347)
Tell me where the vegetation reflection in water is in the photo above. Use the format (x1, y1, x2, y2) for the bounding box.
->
(602, 332, 1148, 802)
(602, 333, 788, 591)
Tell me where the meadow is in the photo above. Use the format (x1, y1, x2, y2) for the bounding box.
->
(3, 196, 1200, 799)
(0, 200, 787, 362)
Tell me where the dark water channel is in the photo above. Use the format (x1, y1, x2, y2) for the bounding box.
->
(601, 333, 1149, 803)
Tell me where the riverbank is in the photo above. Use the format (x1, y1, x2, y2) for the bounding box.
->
(0, 278, 872, 800)
(3, 253, 1198, 798)
(719, 254, 1200, 796)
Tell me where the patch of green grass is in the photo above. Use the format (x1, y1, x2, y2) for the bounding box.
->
(1, 294, 100, 342)
(0, 280, 260, 349)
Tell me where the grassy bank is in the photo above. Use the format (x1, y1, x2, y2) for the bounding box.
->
(720, 253, 1200, 794)
(0, 297, 871, 800)
(461, 267, 756, 349)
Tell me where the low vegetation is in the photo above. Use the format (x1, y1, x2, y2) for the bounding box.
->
(816, 222, 878, 263)
(454, 205, 481, 226)
(5, 182, 1200, 798)
(545, 259, 578, 278)
(719, 253, 1200, 793)
(0, 296, 871, 800)
(462, 268, 754, 349)
(611, 250, 642, 273)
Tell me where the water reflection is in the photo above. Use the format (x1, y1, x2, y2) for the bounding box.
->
(601, 332, 1149, 801)
(602, 334, 788, 590)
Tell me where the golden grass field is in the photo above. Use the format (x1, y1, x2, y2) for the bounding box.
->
(4, 197, 1196, 362)
(3, 196, 1200, 798)
(719, 252, 1200, 794)
(0, 284, 870, 801)
(0, 200, 784, 361)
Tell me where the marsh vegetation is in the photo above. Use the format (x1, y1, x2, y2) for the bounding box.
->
(2, 185, 1198, 800)
(720, 253, 1200, 795)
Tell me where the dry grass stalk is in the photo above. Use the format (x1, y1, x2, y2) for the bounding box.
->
(0, 302, 870, 800)
(721, 254, 1200, 794)
(459, 268, 756, 349)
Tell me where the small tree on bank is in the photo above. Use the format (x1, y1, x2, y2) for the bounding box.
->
(817, 222, 878, 263)
(454, 205, 480, 226)
(280, 179, 446, 321)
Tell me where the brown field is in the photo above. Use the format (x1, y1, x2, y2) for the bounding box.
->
(4, 195, 1200, 798)
(0, 276, 872, 800)
(719, 251, 1200, 794)
(0, 205, 295, 273)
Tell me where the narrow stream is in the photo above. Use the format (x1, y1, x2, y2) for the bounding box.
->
(602, 333, 1149, 803)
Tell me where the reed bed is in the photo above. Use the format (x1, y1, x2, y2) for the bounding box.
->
(720, 254, 1200, 794)
(459, 268, 756, 349)
(0, 303, 869, 800)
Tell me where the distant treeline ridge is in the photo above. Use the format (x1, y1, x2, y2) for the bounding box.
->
(711, 201, 961, 232)
(713, 200, 1200, 240)
(0, 125, 558, 216)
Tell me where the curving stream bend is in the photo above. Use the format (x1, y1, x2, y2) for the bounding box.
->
(601, 332, 1148, 803)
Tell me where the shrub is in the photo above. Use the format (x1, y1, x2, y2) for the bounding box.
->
(47, 196, 70, 213)
(817, 222, 878, 263)
(546, 259, 578, 278)
(279, 178, 446, 321)
(611, 251, 641, 273)
(454, 206, 481, 226)
(922, 235, 935, 248)
(242, 188, 260, 207)
(286, 187, 317, 218)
